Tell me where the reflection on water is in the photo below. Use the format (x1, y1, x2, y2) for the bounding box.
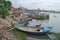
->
(27, 13, 60, 40)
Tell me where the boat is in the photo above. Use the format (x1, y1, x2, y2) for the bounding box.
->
(14, 24, 54, 34)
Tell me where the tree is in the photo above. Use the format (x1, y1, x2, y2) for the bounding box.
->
(4, 1, 12, 9)
(0, 0, 12, 19)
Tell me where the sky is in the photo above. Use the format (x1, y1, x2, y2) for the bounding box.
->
(9, 0, 60, 11)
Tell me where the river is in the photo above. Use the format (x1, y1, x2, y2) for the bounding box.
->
(28, 13, 60, 33)
(27, 13, 60, 40)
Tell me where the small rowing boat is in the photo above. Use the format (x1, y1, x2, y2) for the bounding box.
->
(14, 24, 54, 34)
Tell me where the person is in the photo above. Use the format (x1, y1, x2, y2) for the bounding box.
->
(36, 24, 41, 31)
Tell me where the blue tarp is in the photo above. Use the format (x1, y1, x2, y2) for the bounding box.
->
(44, 28, 51, 32)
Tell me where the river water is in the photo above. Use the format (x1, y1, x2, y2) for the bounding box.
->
(28, 13, 60, 33)
(27, 13, 60, 40)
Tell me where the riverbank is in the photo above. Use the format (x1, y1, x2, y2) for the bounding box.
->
(55, 33, 60, 40)
(0, 16, 26, 40)
(0, 26, 18, 40)
(5, 27, 26, 40)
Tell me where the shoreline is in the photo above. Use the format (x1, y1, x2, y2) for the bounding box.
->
(0, 16, 26, 40)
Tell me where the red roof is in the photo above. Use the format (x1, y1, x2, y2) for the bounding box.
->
(11, 8, 17, 11)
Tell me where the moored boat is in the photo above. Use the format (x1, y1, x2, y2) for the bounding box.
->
(14, 24, 54, 34)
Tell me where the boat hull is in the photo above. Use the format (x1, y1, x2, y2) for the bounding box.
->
(14, 25, 53, 35)
(21, 31, 48, 35)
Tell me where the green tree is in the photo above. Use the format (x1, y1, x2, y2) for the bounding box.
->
(4, 1, 12, 9)
(0, 0, 12, 19)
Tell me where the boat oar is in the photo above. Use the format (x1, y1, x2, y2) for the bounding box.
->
(7, 27, 15, 31)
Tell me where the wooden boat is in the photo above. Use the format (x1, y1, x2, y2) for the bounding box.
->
(14, 24, 54, 34)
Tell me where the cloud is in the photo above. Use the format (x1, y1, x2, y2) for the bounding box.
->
(9, 0, 60, 11)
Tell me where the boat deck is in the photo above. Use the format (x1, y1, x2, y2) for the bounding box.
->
(16, 27, 44, 32)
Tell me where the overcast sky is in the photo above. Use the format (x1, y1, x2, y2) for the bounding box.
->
(9, 0, 60, 11)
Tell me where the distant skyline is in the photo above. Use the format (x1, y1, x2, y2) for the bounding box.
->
(9, 0, 60, 11)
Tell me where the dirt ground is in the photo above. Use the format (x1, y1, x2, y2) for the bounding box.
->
(0, 17, 18, 40)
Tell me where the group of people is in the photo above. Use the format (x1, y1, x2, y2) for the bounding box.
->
(10, 14, 29, 27)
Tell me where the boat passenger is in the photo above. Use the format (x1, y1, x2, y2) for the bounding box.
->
(36, 24, 41, 31)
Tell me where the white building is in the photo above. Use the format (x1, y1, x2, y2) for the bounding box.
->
(38, 12, 49, 16)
